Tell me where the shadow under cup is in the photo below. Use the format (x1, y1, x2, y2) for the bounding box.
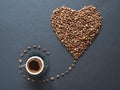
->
(26, 56, 45, 75)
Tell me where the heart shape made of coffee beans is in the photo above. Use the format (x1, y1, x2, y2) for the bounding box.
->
(51, 5, 102, 60)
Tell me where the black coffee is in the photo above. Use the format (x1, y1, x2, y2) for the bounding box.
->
(29, 60, 40, 71)
(27, 58, 42, 73)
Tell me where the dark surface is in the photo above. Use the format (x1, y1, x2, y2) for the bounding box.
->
(0, 0, 120, 90)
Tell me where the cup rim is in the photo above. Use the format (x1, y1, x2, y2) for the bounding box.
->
(26, 56, 44, 75)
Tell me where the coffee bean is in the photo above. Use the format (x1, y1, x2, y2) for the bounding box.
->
(73, 60, 77, 64)
(27, 46, 31, 50)
(19, 59, 22, 63)
(33, 45, 37, 48)
(66, 70, 69, 74)
(27, 77, 30, 81)
(71, 64, 75, 68)
(56, 75, 60, 79)
(20, 53, 24, 57)
(46, 52, 50, 55)
(20, 70, 23, 74)
(50, 77, 54, 81)
(18, 66, 21, 69)
(23, 75, 26, 78)
(37, 45, 41, 49)
(68, 67, 72, 71)
(42, 48, 46, 52)
(24, 50, 28, 53)
(46, 78, 49, 82)
(61, 73, 65, 77)
(31, 79, 35, 82)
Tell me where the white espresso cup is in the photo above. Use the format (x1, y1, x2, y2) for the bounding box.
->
(26, 56, 44, 75)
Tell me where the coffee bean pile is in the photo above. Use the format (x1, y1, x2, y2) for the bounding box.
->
(51, 5, 102, 60)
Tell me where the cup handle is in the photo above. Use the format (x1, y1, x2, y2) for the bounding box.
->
(19, 64, 26, 68)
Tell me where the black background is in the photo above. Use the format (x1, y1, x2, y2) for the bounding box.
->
(0, 0, 120, 90)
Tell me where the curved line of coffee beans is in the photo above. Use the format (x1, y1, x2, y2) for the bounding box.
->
(18, 45, 77, 83)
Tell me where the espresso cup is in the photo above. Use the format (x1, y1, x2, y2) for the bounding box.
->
(26, 56, 44, 75)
